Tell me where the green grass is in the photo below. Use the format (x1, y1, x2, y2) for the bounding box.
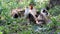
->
(0, 0, 60, 34)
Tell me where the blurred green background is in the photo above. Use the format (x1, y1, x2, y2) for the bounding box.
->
(0, 0, 60, 34)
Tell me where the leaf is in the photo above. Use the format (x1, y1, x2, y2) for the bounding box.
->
(0, 32, 3, 34)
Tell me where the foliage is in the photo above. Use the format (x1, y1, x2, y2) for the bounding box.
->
(0, 0, 60, 34)
(49, 5, 60, 16)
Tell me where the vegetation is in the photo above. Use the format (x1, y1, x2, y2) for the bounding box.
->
(0, 0, 60, 34)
